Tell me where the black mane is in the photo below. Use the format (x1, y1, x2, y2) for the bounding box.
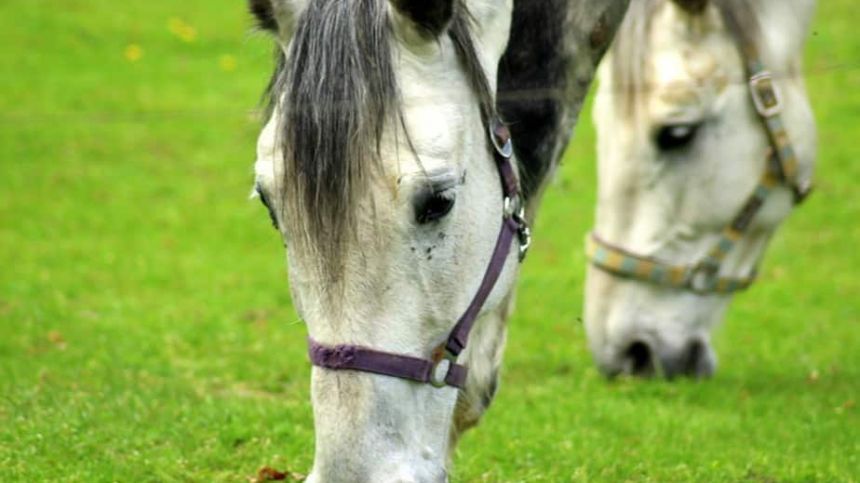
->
(498, 0, 628, 202)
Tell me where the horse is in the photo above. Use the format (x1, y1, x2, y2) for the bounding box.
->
(584, 0, 817, 378)
(248, 0, 628, 480)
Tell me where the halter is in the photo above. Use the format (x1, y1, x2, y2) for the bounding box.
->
(307, 118, 531, 389)
(586, 5, 812, 295)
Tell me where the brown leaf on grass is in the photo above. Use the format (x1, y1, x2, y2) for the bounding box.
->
(47, 330, 67, 350)
(255, 466, 306, 482)
(242, 308, 272, 328)
(256, 467, 287, 481)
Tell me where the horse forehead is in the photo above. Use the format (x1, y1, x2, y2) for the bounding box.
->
(393, 56, 476, 172)
(648, 7, 736, 117)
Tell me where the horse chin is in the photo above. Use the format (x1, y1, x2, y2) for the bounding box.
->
(305, 464, 449, 483)
(308, 369, 459, 483)
(305, 463, 449, 483)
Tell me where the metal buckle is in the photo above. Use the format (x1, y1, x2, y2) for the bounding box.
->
(489, 121, 513, 159)
(429, 350, 457, 388)
(689, 263, 719, 293)
(504, 196, 531, 261)
(514, 210, 531, 262)
(749, 71, 782, 118)
(503, 195, 520, 219)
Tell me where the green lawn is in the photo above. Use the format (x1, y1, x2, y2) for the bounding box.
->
(1, 0, 857, 481)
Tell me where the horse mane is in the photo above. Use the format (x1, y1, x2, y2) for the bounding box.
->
(609, 0, 763, 116)
(263, 0, 493, 279)
(496, 0, 571, 202)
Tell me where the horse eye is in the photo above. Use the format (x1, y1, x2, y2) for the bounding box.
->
(255, 184, 280, 230)
(654, 123, 700, 151)
(414, 189, 456, 224)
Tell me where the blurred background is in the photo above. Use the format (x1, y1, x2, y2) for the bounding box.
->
(1, 0, 857, 480)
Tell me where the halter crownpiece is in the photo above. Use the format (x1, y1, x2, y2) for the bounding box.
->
(308, 116, 530, 389)
(585, 4, 812, 295)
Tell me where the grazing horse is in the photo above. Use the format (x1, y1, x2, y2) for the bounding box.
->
(585, 0, 817, 378)
(249, 0, 627, 480)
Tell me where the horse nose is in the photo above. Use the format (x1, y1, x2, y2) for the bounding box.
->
(660, 338, 716, 379)
(618, 338, 716, 379)
(621, 340, 657, 377)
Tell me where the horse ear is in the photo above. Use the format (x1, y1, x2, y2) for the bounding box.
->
(671, 0, 709, 14)
(390, 0, 456, 37)
(248, 0, 301, 38)
(249, 0, 279, 32)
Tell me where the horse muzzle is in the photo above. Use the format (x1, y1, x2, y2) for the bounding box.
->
(599, 336, 717, 379)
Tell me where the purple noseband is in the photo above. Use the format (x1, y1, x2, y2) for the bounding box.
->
(308, 339, 469, 388)
(307, 117, 530, 389)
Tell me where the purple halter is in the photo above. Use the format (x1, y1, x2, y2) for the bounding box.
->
(307, 118, 531, 389)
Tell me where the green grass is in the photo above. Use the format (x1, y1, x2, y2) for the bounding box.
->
(0, 0, 857, 481)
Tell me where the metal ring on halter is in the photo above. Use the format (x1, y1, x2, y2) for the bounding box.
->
(503, 195, 521, 218)
(749, 71, 782, 118)
(504, 195, 531, 261)
(688, 263, 720, 294)
(429, 350, 458, 388)
(490, 122, 514, 158)
(513, 210, 531, 261)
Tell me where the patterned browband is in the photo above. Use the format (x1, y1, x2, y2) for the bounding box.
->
(586, 4, 812, 295)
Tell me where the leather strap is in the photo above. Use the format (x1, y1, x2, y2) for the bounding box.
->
(308, 338, 468, 389)
(719, 1, 812, 201)
(446, 120, 522, 356)
(446, 216, 519, 355)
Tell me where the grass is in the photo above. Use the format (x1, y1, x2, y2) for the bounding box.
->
(0, 0, 857, 481)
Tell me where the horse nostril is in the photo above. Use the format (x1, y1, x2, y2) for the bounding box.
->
(660, 338, 714, 378)
(687, 339, 703, 363)
(623, 340, 655, 377)
(684, 338, 715, 378)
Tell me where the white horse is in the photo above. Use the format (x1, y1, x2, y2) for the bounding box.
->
(249, 0, 627, 480)
(586, 0, 817, 378)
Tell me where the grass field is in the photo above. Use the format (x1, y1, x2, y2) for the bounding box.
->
(1, 0, 857, 481)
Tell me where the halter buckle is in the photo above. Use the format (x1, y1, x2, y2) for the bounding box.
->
(490, 119, 514, 159)
(689, 263, 720, 294)
(503, 195, 520, 219)
(504, 196, 531, 261)
(514, 210, 531, 262)
(749, 71, 782, 118)
(429, 349, 457, 388)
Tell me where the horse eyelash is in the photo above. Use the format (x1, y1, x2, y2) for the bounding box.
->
(254, 183, 280, 230)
